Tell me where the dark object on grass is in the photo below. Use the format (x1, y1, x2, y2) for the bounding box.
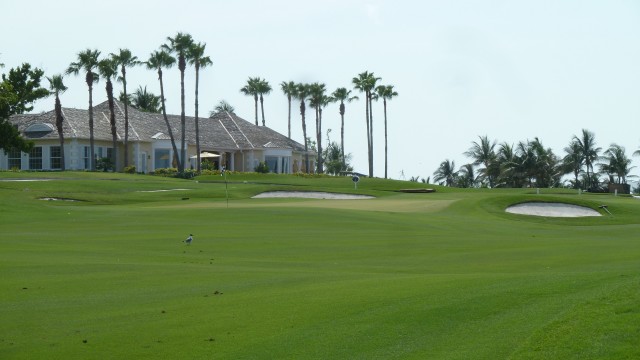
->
(397, 188, 436, 193)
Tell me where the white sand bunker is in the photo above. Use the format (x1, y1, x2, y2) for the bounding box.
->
(506, 202, 601, 217)
(253, 191, 374, 200)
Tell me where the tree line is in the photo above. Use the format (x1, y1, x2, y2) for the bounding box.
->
(1, 34, 399, 178)
(432, 130, 639, 191)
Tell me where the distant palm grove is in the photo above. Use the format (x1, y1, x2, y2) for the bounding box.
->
(0, 32, 398, 178)
(433, 130, 639, 193)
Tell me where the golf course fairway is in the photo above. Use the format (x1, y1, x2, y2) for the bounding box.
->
(1, 172, 639, 359)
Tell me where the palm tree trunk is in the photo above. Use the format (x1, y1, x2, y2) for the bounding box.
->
(87, 79, 95, 171)
(368, 93, 374, 177)
(253, 94, 258, 126)
(55, 95, 65, 171)
(318, 107, 324, 173)
(340, 103, 345, 167)
(158, 68, 181, 171)
(301, 100, 309, 173)
(364, 91, 371, 176)
(315, 107, 320, 173)
(180, 62, 186, 172)
(122, 66, 130, 168)
(287, 95, 291, 138)
(194, 64, 201, 172)
(106, 80, 117, 171)
(383, 98, 388, 179)
(260, 94, 266, 126)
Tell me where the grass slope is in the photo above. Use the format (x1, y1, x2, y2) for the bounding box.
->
(1, 172, 639, 359)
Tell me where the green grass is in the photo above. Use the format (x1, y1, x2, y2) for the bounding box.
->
(1, 172, 639, 359)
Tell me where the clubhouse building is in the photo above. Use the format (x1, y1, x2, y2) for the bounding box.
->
(1, 100, 315, 173)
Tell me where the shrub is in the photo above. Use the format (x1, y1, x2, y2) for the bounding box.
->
(96, 157, 113, 172)
(152, 168, 178, 177)
(254, 162, 269, 173)
(123, 166, 136, 174)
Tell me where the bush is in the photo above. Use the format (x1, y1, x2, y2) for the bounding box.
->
(96, 157, 113, 172)
(152, 168, 178, 177)
(254, 161, 269, 173)
(176, 169, 197, 179)
(123, 166, 136, 174)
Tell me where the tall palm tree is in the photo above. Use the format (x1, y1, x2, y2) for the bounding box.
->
(464, 135, 497, 188)
(433, 159, 457, 187)
(66, 49, 100, 170)
(240, 77, 260, 126)
(256, 78, 272, 126)
(46, 74, 67, 170)
(145, 50, 181, 170)
(375, 85, 398, 179)
(308, 83, 328, 173)
(352, 71, 380, 177)
(98, 57, 120, 171)
(210, 100, 235, 116)
(280, 81, 297, 138)
(562, 140, 584, 189)
(187, 41, 213, 172)
(331, 87, 358, 168)
(111, 49, 139, 168)
(294, 83, 311, 173)
(163, 32, 194, 172)
(572, 129, 601, 190)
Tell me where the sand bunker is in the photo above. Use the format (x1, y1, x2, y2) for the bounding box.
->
(252, 191, 374, 200)
(506, 202, 601, 217)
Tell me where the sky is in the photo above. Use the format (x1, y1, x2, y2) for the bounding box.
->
(2, 0, 640, 183)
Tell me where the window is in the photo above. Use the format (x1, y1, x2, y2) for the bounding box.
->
(83, 146, 90, 169)
(50, 146, 62, 169)
(265, 156, 279, 173)
(8, 149, 21, 170)
(155, 149, 171, 169)
(29, 147, 43, 170)
(106, 148, 113, 161)
(282, 157, 290, 174)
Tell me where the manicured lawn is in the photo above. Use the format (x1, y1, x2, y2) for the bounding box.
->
(1, 172, 639, 359)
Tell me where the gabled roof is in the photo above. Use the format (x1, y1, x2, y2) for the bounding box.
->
(10, 100, 308, 153)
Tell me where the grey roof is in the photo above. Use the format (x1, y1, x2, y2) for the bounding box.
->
(10, 100, 308, 153)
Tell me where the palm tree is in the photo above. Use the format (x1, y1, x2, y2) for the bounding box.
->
(352, 71, 380, 177)
(331, 87, 358, 168)
(145, 50, 181, 170)
(562, 140, 583, 189)
(163, 32, 194, 172)
(240, 77, 260, 126)
(120, 86, 161, 113)
(572, 129, 601, 190)
(66, 49, 100, 170)
(256, 78, 272, 126)
(294, 83, 311, 173)
(600, 144, 634, 184)
(457, 163, 477, 188)
(187, 41, 213, 173)
(375, 85, 398, 179)
(433, 159, 457, 186)
(496, 142, 517, 187)
(464, 135, 497, 188)
(210, 100, 235, 116)
(308, 82, 328, 173)
(46, 74, 67, 170)
(280, 81, 297, 138)
(98, 57, 120, 171)
(111, 49, 139, 168)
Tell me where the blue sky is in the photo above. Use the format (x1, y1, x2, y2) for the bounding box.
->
(3, 0, 640, 183)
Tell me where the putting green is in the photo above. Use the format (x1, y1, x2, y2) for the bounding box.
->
(155, 197, 456, 213)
